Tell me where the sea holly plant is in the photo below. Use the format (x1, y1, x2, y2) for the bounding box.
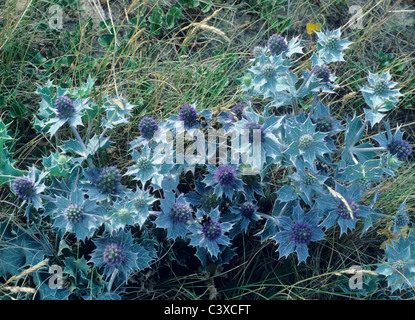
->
(360, 71, 403, 127)
(2, 28, 414, 300)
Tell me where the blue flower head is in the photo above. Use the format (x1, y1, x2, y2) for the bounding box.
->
(311, 101, 344, 136)
(393, 199, 411, 234)
(155, 191, 193, 240)
(361, 71, 402, 109)
(288, 165, 329, 205)
(178, 104, 199, 127)
(53, 187, 102, 241)
(138, 117, 159, 140)
(202, 164, 245, 200)
(188, 207, 232, 258)
(54, 96, 76, 120)
(318, 183, 372, 236)
(46, 95, 89, 137)
(360, 71, 403, 126)
(268, 34, 289, 56)
(272, 203, 325, 264)
(228, 200, 261, 238)
(89, 229, 152, 284)
(83, 166, 127, 201)
(376, 233, 415, 293)
(13, 165, 47, 212)
(167, 103, 212, 132)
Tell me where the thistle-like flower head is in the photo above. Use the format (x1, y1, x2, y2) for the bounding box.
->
(285, 116, 331, 166)
(155, 192, 193, 240)
(267, 34, 289, 56)
(272, 203, 325, 264)
(97, 166, 122, 194)
(12, 165, 47, 212)
(240, 202, 255, 218)
(138, 117, 159, 140)
(188, 207, 232, 258)
(89, 229, 152, 284)
(53, 187, 101, 241)
(230, 103, 247, 121)
(243, 122, 265, 143)
(13, 176, 36, 201)
(260, 63, 277, 78)
(171, 203, 192, 224)
(318, 183, 372, 236)
(376, 233, 415, 292)
(315, 28, 352, 63)
(178, 104, 199, 127)
(393, 199, 411, 233)
(214, 165, 236, 187)
(388, 138, 411, 160)
(54, 96, 76, 120)
(313, 64, 331, 83)
(83, 166, 127, 201)
(201, 219, 222, 241)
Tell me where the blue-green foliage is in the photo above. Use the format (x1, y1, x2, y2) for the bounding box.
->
(1, 28, 413, 299)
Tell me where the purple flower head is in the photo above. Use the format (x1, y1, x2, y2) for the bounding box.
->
(313, 64, 331, 83)
(230, 103, 247, 121)
(337, 199, 360, 220)
(201, 219, 222, 241)
(97, 166, 122, 194)
(243, 121, 265, 143)
(171, 203, 192, 224)
(240, 202, 255, 218)
(54, 96, 76, 120)
(138, 117, 158, 140)
(315, 115, 334, 132)
(268, 34, 289, 56)
(178, 104, 199, 127)
(272, 204, 325, 264)
(388, 138, 411, 160)
(214, 165, 236, 187)
(103, 243, 127, 268)
(13, 176, 36, 200)
(395, 212, 410, 228)
(89, 229, 152, 283)
(290, 222, 313, 245)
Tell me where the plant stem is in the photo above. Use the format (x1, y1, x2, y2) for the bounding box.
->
(70, 125, 94, 168)
(350, 147, 387, 153)
(39, 194, 56, 202)
(350, 119, 369, 147)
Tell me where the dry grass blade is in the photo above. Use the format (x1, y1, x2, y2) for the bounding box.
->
(2, 286, 36, 294)
(325, 185, 354, 220)
(305, 172, 354, 219)
(333, 269, 378, 276)
(0, 258, 49, 288)
(181, 9, 229, 46)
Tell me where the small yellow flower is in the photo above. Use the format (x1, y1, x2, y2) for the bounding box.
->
(306, 22, 321, 35)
